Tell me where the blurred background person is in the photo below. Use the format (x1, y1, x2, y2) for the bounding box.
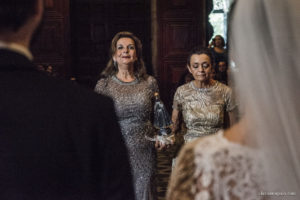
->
(167, 0, 300, 199)
(215, 60, 228, 85)
(46, 65, 53, 74)
(210, 67, 217, 80)
(208, 35, 228, 71)
(0, 1, 134, 199)
(95, 31, 162, 200)
(171, 47, 237, 143)
(36, 64, 45, 71)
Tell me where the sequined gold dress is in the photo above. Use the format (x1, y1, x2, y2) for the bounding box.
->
(95, 75, 158, 200)
(173, 81, 236, 142)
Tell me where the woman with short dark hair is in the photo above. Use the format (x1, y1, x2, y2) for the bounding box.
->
(167, 0, 300, 199)
(171, 47, 237, 143)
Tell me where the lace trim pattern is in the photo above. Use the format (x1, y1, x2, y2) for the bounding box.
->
(192, 131, 264, 200)
(167, 130, 266, 200)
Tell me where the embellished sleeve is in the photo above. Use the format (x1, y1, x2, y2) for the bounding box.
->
(147, 76, 159, 93)
(172, 87, 182, 111)
(94, 78, 108, 96)
(225, 87, 237, 112)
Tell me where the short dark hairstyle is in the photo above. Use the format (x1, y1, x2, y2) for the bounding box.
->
(0, 0, 37, 32)
(187, 47, 215, 67)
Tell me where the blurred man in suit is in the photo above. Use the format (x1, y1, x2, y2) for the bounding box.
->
(0, 0, 134, 199)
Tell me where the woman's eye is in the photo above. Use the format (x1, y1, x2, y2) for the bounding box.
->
(202, 63, 209, 68)
(193, 65, 198, 69)
(129, 46, 135, 50)
(117, 46, 123, 50)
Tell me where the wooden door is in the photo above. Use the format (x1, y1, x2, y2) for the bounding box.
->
(156, 0, 208, 111)
(70, 0, 151, 88)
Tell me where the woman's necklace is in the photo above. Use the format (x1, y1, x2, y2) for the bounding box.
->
(192, 80, 216, 92)
(112, 75, 138, 85)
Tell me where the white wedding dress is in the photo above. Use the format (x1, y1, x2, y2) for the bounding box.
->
(167, 130, 264, 200)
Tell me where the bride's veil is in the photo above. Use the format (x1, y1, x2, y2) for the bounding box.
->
(230, 0, 300, 196)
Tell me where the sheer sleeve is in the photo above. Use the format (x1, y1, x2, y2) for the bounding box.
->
(167, 131, 265, 200)
(94, 78, 108, 96)
(224, 87, 237, 112)
(172, 87, 182, 111)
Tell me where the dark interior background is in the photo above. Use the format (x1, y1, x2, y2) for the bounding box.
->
(32, 0, 212, 109)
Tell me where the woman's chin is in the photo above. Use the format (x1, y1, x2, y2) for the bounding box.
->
(118, 61, 135, 66)
(195, 78, 208, 83)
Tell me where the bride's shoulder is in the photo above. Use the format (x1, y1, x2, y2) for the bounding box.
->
(190, 130, 257, 158)
(194, 131, 228, 150)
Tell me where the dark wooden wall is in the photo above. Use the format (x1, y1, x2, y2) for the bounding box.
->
(70, 0, 152, 88)
(157, 0, 208, 110)
(31, 0, 209, 100)
(31, 0, 151, 88)
(32, 0, 70, 77)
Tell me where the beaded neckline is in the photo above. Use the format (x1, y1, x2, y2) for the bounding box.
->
(112, 75, 139, 85)
(190, 81, 218, 92)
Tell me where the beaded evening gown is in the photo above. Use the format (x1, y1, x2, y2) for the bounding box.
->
(95, 75, 158, 200)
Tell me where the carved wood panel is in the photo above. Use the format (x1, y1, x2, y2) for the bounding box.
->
(162, 61, 187, 102)
(163, 20, 197, 58)
(157, 0, 207, 111)
(31, 0, 70, 77)
(71, 0, 151, 88)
